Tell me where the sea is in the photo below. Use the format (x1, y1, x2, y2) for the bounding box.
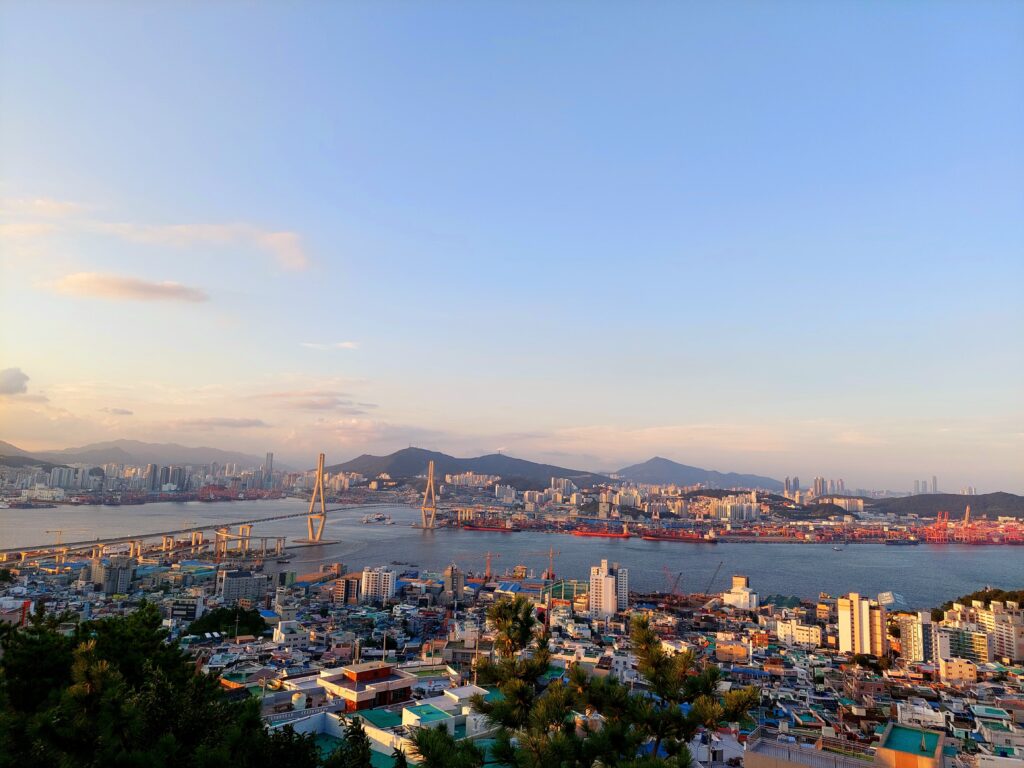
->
(3, 498, 1021, 609)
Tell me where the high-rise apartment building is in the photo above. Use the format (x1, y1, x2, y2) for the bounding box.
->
(589, 559, 629, 618)
(96, 556, 135, 595)
(216, 569, 271, 605)
(896, 612, 937, 662)
(145, 463, 160, 492)
(937, 626, 992, 664)
(332, 572, 363, 605)
(837, 592, 887, 656)
(443, 563, 465, 597)
(942, 600, 1024, 662)
(360, 566, 397, 603)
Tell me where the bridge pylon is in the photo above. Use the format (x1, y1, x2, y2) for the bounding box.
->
(420, 460, 438, 529)
(296, 453, 336, 544)
(307, 453, 327, 542)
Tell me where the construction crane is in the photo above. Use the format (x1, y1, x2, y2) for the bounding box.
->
(704, 561, 724, 596)
(662, 566, 684, 599)
(44, 529, 90, 546)
(522, 547, 561, 580)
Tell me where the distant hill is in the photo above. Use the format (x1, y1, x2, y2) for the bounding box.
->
(0, 454, 68, 471)
(0, 440, 33, 457)
(327, 447, 610, 490)
(1, 439, 267, 468)
(872, 492, 1024, 519)
(616, 456, 783, 491)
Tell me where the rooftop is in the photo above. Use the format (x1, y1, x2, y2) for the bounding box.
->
(882, 725, 940, 757)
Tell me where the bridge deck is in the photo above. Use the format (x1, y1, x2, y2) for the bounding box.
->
(0, 502, 397, 555)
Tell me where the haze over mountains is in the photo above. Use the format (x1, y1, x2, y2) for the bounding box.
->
(0, 439, 267, 468)
(327, 447, 611, 489)
(328, 447, 784, 491)
(616, 456, 783, 491)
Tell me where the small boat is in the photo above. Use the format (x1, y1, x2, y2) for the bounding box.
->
(832, 546, 843, 551)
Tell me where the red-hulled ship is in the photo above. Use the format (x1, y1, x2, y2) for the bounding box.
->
(641, 529, 717, 543)
(572, 524, 631, 539)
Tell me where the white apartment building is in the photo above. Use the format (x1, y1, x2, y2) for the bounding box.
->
(896, 612, 938, 662)
(360, 566, 397, 603)
(216, 569, 271, 606)
(777, 619, 823, 648)
(944, 601, 1024, 662)
(722, 575, 759, 611)
(589, 559, 629, 618)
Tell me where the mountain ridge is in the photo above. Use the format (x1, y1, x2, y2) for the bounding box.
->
(616, 455, 783, 491)
(0, 439, 268, 468)
(327, 447, 610, 490)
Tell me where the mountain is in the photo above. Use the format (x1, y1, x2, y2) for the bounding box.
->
(616, 456, 783, 491)
(1, 439, 268, 468)
(0, 440, 33, 457)
(872, 492, 1024, 519)
(327, 447, 610, 489)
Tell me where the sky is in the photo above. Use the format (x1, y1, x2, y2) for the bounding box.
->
(1, 2, 1022, 492)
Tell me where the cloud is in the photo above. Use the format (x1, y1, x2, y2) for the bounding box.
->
(90, 222, 309, 270)
(175, 417, 269, 429)
(99, 407, 134, 416)
(300, 341, 359, 350)
(0, 195, 309, 270)
(53, 272, 209, 302)
(252, 389, 374, 414)
(0, 196, 84, 218)
(0, 368, 29, 396)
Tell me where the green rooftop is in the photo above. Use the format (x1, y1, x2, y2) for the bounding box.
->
(407, 704, 452, 724)
(883, 725, 940, 756)
(359, 709, 403, 729)
(971, 705, 1010, 719)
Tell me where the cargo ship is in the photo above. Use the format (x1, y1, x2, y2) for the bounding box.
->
(572, 524, 630, 539)
(641, 530, 717, 543)
(461, 521, 521, 533)
(884, 538, 920, 546)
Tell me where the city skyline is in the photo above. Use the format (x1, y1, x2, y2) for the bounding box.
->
(2, 2, 1022, 492)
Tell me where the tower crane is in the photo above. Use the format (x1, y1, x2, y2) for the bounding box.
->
(662, 566, 684, 600)
(704, 560, 724, 596)
(522, 547, 561, 580)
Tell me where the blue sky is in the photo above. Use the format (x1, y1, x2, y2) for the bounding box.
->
(1, 2, 1021, 491)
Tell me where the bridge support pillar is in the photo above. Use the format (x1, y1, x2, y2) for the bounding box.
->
(161, 535, 175, 552)
(237, 524, 252, 553)
(214, 528, 229, 560)
(190, 531, 204, 554)
(275, 537, 285, 556)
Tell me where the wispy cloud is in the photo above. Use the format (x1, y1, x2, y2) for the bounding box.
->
(0, 196, 85, 218)
(0, 195, 309, 270)
(300, 341, 359, 350)
(175, 417, 269, 429)
(53, 272, 209, 303)
(251, 388, 375, 414)
(99, 407, 134, 416)
(0, 367, 29, 396)
(90, 222, 309, 271)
